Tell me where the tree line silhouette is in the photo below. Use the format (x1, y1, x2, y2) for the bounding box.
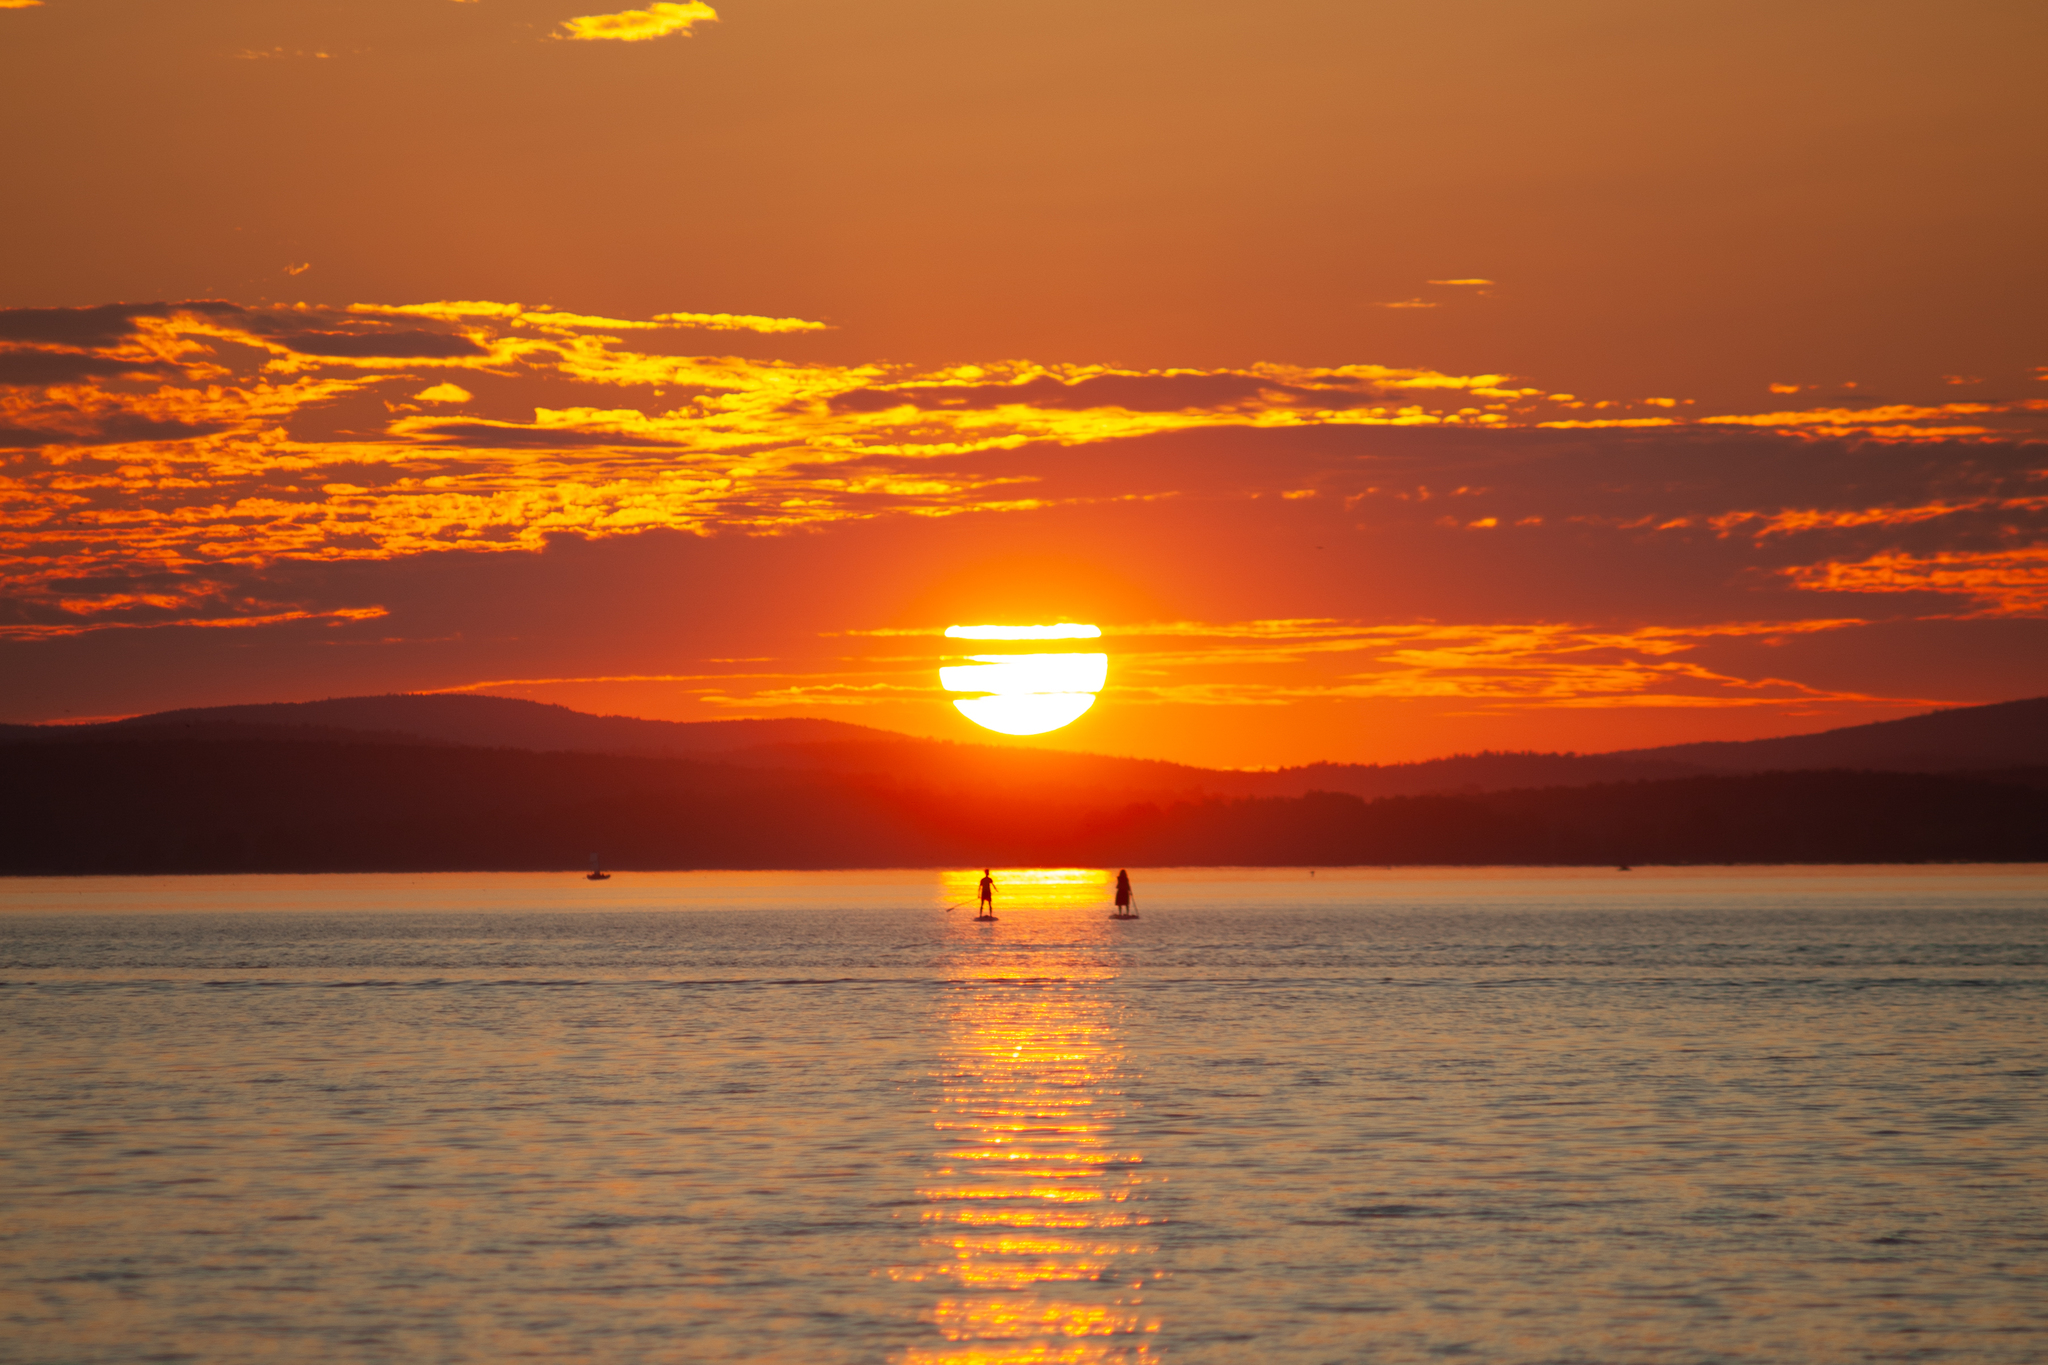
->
(5, 737, 2045, 873)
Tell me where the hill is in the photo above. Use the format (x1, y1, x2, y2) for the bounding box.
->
(9, 694, 897, 755)
(1609, 695, 2048, 774)
(3, 736, 2043, 872)
(6, 692, 2047, 803)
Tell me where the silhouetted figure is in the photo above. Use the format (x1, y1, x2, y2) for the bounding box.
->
(976, 868, 996, 921)
(1111, 868, 1137, 920)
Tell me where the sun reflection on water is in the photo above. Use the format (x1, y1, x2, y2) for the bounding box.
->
(895, 955, 1158, 1363)
(940, 869, 1115, 915)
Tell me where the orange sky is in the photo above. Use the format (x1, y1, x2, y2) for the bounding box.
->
(2, 0, 2044, 766)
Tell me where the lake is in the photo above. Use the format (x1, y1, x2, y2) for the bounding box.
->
(3, 866, 2045, 1363)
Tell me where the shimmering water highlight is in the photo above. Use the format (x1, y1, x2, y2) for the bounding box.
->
(2, 867, 2044, 1363)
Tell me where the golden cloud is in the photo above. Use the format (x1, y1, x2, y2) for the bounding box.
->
(1699, 401, 2048, 440)
(351, 301, 826, 335)
(3, 297, 2042, 638)
(557, 1, 717, 42)
(1783, 548, 2048, 617)
(0, 605, 385, 643)
(655, 311, 831, 333)
(1710, 495, 2048, 540)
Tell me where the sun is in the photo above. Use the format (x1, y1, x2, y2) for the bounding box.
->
(941, 624, 1106, 736)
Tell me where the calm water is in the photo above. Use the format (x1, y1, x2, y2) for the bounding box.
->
(3, 867, 2045, 1364)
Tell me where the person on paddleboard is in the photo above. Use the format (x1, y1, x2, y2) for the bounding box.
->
(1114, 869, 1132, 913)
(978, 868, 995, 914)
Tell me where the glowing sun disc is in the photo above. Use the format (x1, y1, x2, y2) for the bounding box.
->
(943, 623, 1106, 736)
(953, 692, 1097, 736)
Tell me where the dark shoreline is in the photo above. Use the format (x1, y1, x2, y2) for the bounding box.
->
(9, 737, 2046, 875)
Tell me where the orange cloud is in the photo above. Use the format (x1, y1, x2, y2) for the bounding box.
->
(1699, 401, 2047, 439)
(1710, 495, 2048, 540)
(732, 617, 1893, 718)
(654, 311, 830, 333)
(351, 301, 827, 335)
(4, 297, 2043, 640)
(556, 1, 717, 42)
(0, 604, 385, 642)
(1426, 278, 1494, 286)
(1783, 548, 2048, 616)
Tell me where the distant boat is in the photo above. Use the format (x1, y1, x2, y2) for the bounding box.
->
(586, 853, 611, 882)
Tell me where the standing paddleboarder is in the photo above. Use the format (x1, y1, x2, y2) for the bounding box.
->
(1112, 869, 1137, 919)
(977, 868, 996, 920)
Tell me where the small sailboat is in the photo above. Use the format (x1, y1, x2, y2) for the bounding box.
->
(586, 853, 611, 882)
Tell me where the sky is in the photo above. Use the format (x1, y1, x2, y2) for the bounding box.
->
(1, 0, 2043, 767)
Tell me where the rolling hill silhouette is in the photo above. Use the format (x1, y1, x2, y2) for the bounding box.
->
(4, 736, 2042, 873)
(9, 693, 2048, 872)
(7, 692, 2047, 800)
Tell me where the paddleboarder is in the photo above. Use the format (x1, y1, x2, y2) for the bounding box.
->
(977, 868, 995, 916)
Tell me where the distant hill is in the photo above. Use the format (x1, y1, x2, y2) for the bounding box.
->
(1201, 696, 2048, 799)
(0, 694, 897, 756)
(4, 735, 2043, 872)
(6, 691, 2046, 802)
(1609, 696, 2048, 773)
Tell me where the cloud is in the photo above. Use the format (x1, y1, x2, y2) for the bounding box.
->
(1376, 299, 1439, 309)
(2, 295, 2042, 640)
(655, 311, 829, 333)
(1782, 548, 2048, 617)
(0, 605, 384, 643)
(0, 302, 245, 348)
(703, 616, 1910, 718)
(272, 329, 488, 360)
(0, 350, 174, 387)
(557, 1, 718, 42)
(1699, 401, 2046, 440)
(1710, 495, 2048, 540)
(349, 301, 828, 335)
(1426, 279, 1494, 286)
(0, 1, 44, 8)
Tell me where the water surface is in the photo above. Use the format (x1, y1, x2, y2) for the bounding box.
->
(3, 867, 2044, 1362)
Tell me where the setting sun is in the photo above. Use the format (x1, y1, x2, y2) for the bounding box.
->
(941, 624, 1106, 736)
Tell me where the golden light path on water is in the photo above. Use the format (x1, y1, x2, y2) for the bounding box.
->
(942, 626, 1108, 738)
(895, 869, 1159, 1364)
